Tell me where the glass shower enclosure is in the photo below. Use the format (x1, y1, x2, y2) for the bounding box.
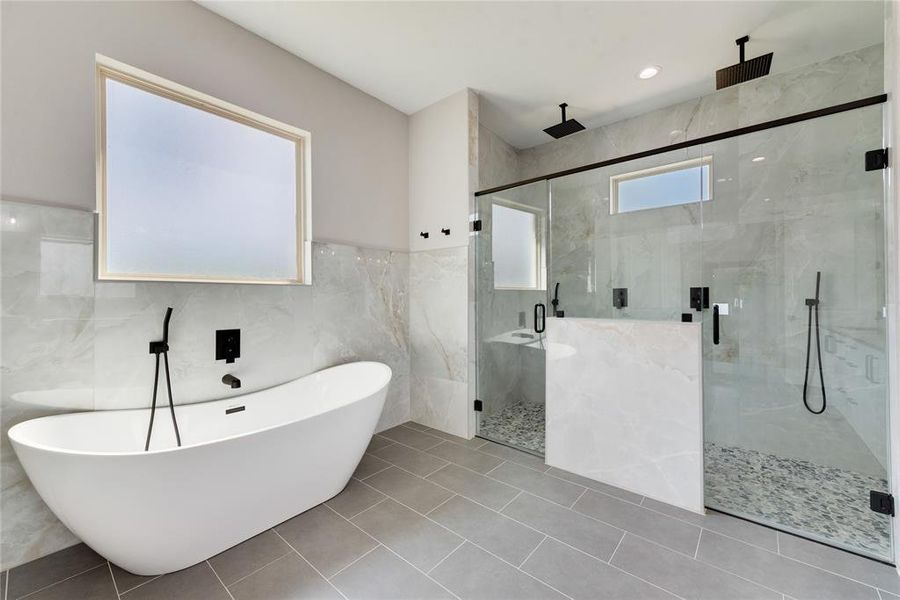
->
(474, 101, 891, 561)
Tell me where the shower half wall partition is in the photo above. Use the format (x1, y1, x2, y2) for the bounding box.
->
(473, 97, 892, 561)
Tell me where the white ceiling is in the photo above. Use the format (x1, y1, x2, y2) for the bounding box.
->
(200, 1, 884, 149)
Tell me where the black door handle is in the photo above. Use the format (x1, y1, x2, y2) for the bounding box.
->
(713, 304, 720, 345)
(534, 303, 546, 334)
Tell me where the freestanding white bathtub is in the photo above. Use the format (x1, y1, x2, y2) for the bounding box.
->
(9, 361, 391, 576)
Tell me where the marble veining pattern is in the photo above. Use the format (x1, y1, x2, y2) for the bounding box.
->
(705, 442, 892, 561)
(546, 317, 704, 513)
(409, 246, 469, 437)
(0, 200, 411, 571)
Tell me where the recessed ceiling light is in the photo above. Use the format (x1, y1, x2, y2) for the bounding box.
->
(752, 156, 766, 162)
(638, 66, 661, 80)
(8, 217, 16, 224)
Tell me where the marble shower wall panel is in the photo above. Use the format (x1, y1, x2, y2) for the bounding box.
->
(410, 246, 468, 437)
(0, 200, 411, 570)
(517, 45, 883, 181)
(697, 103, 888, 475)
(546, 317, 704, 513)
(478, 123, 519, 191)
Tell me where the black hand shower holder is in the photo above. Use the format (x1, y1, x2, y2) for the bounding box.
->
(802, 272, 826, 414)
(145, 307, 182, 451)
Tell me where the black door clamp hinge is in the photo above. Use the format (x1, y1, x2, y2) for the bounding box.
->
(865, 148, 889, 171)
(870, 490, 894, 516)
(472, 219, 483, 232)
(474, 399, 483, 412)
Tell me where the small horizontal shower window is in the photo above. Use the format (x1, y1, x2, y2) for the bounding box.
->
(492, 201, 544, 290)
(96, 56, 311, 284)
(610, 156, 711, 214)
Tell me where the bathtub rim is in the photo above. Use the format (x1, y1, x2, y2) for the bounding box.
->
(8, 361, 391, 458)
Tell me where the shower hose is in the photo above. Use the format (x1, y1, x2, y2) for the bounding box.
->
(802, 271, 826, 414)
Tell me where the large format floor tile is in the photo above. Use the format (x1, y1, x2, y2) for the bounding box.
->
(545, 467, 644, 505)
(23, 565, 117, 600)
(331, 546, 454, 600)
(427, 463, 520, 510)
(502, 493, 623, 561)
(227, 553, 341, 600)
(274, 505, 378, 578)
(640, 498, 778, 551)
(573, 490, 701, 556)
(351, 499, 463, 572)
(777, 533, 900, 595)
(420, 427, 488, 450)
(326, 479, 386, 518)
(109, 564, 156, 595)
(431, 542, 566, 600)
(8, 543, 106, 599)
(373, 442, 450, 476)
(696, 530, 879, 600)
(378, 426, 444, 450)
(429, 495, 544, 566)
(425, 441, 503, 474)
(208, 530, 291, 586)
(490, 461, 585, 506)
(365, 466, 455, 513)
(477, 440, 548, 472)
(121, 563, 230, 600)
(352, 453, 392, 479)
(521, 537, 677, 600)
(610, 533, 780, 600)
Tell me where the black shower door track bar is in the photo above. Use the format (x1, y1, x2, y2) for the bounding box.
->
(474, 93, 888, 197)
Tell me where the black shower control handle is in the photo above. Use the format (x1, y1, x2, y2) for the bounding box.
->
(713, 304, 720, 345)
(534, 303, 546, 334)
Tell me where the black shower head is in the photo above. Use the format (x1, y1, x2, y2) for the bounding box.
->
(543, 103, 585, 139)
(716, 35, 773, 90)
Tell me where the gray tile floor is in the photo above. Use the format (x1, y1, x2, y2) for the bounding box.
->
(5, 421, 900, 600)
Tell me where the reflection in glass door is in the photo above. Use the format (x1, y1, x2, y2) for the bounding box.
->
(474, 181, 549, 455)
(699, 105, 892, 561)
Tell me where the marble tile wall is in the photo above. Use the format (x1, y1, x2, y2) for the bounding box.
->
(409, 247, 468, 437)
(516, 44, 885, 181)
(545, 317, 705, 513)
(0, 199, 411, 570)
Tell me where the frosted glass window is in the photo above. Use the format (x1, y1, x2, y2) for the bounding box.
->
(493, 203, 540, 289)
(97, 59, 310, 284)
(611, 156, 711, 214)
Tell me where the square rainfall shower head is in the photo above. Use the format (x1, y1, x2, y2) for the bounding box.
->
(543, 103, 585, 139)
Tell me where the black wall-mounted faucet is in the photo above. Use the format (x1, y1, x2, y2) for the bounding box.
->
(551, 282, 564, 317)
(222, 374, 241, 389)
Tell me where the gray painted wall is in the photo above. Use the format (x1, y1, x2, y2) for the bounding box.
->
(0, 0, 409, 251)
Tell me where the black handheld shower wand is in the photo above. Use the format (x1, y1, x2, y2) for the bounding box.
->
(145, 307, 182, 450)
(802, 272, 826, 414)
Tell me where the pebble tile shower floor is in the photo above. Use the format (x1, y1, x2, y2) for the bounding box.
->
(477, 401, 546, 455)
(705, 442, 892, 561)
(5, 422, 899, 600)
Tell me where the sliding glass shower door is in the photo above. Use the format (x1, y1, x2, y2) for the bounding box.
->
(699, 104, 892, 561)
